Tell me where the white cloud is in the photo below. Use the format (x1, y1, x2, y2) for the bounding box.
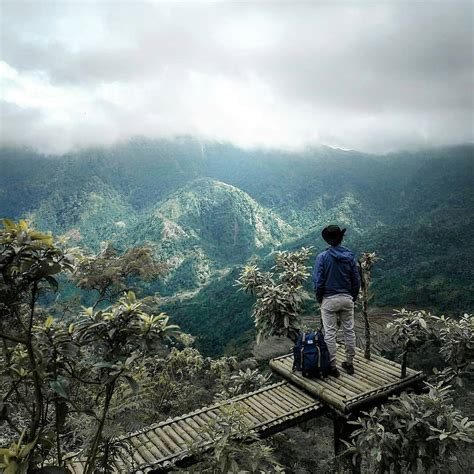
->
(0, 1, 472, 154)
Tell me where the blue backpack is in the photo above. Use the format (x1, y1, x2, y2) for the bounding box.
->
(293, 331, 331, 378)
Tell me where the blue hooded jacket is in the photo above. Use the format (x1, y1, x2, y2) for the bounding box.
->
(312, 245, 361, 303)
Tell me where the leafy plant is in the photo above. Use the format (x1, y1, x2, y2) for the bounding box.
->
(189, 403, 283, 473)
(0, 220, 180, 472)
(71, 244, 167, 309)
(216, 368, 271, 400)
(0, 219, 75, 466)
(236, 247, 313, 342)
(344, 382, 473, 473)
(387, 308, 437, 377)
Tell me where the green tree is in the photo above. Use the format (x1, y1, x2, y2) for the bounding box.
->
(345, 311, 474, 473)
(71, 244, 167, 309)
(0, 220, 180, 472)
(358, 251, 380, 360)
(236, 247, 313, 342)
(345, 383, 473, 473)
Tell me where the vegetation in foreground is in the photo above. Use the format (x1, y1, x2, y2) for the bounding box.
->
(1, 219, 473, 473)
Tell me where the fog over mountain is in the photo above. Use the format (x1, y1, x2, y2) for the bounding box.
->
(1, 1, 473, 154)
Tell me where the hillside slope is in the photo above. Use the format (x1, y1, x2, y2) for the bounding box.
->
(1, 140, 472, 354)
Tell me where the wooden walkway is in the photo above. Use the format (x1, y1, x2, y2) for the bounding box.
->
(66, 381, 323, 473)
(269, 346, 425, 415)
(66, 347, 425, 472)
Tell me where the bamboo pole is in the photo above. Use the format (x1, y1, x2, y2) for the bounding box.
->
(240, 399, 269, 423)
(186, 417, 211, 439)
(349, 361, 394, 386)
(278, 356, 361, 394)
(270, 390, 302, 412)
(369, 351, 418, 375)
(321, 377, 357, 396)
(255, 391, 288, 417)
(250, 393, 283, 418)
(352, 356, 401, 378)
(177, 419, 202, 442)
(199, 411, 215, 424)
(143, 432, 172, 458)
(164, 424, 188, 447)
(191, 414, 208, 427)
(155, 427, 182, 452)
(279, 384, 319, 406)
(128, 440, 149, 466)
(346, 373, 426, 412)
(140, 435, 164, 460)
(280, 384, 314, 402)
(206, 409, 220, 420)
(274, 387, 308, 409)
(270, 358, 348, 407)
(238, 400, 266, 425)
(129, 436, 155, 465)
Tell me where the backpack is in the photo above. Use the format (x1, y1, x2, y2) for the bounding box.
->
(292, 331, 331, 379)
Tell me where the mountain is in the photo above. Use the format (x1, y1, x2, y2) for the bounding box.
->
(1, 139, 472, 355)
(127, 177, 297, 293)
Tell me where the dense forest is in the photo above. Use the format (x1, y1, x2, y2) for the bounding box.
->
(0, 219, 472, 473)
(1, 141, 473, 471)
(0, 140, 472, 355)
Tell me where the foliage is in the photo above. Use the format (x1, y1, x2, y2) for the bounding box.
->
(388, 309, 438, 377)
(387, 309, 473, 378)
(436, 313, 473, 368)
(2, 142, 473, 355)
(216, 368, 271, 400)
(236, 247, 313, 342)
(346, 309, 474, 472)
(189, 403, 283, 473)
(344, 383, 473, 473)
(0, 220, 180, 472)
(71, 244, 167, 308)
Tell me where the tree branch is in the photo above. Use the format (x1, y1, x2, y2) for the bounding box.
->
(0, 331, 26, 345)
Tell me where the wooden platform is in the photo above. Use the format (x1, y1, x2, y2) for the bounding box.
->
(66, 381, 323, 473)
(269, 347, 425, 416)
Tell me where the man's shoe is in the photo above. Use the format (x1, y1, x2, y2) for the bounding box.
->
(329, 366, 340, 378)
(341, 361, 355, 375)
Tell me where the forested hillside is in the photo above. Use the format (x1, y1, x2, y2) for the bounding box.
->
(1, 139, 472, 355)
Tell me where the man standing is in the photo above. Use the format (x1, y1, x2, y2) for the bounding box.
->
(312, 225, 360, 377)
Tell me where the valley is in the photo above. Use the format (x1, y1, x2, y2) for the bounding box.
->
(1, 139, 472, 355)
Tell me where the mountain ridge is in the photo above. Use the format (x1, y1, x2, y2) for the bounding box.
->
(1, 139, 472, 354)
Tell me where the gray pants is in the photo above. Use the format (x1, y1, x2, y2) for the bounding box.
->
(321, 294, 356, 367)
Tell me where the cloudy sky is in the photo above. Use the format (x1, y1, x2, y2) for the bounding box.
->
(1, 0, 472, 154)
